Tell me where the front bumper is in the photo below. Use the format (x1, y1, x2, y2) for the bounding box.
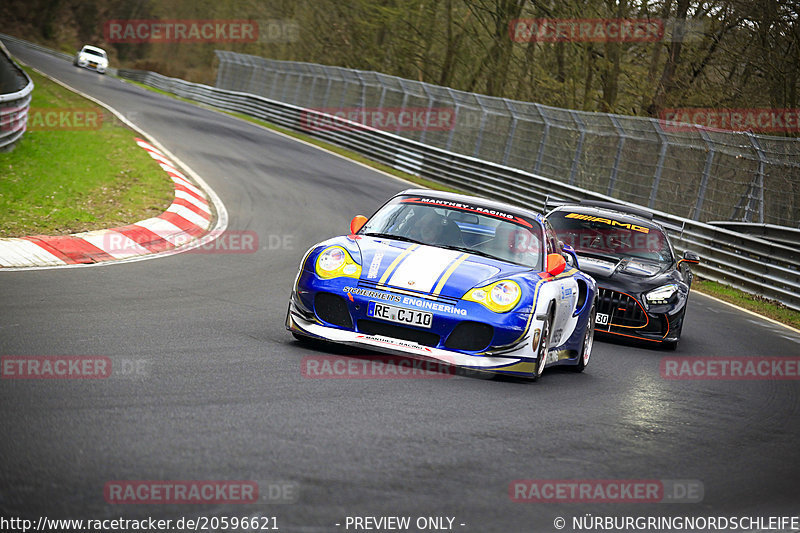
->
(76, 58, 107, 73)
(286, 303, 537, 376)
(287, 268, 544, 376)
(594, 287, 686, 344)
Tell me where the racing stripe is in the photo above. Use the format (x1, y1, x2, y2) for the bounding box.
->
(387, 246, 463, 293)
(378, 244, 419, 286)
(432, 253, 469, 296)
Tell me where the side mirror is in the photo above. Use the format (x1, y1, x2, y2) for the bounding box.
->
(350, 215, 368, 235)
(546, 253, 566, 276)
(562, 244, 579, 269)
(680, 250, 700, 264)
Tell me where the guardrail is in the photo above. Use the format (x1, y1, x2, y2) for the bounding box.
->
(708, 222, 800, 248)
(0, 40, 33, 150)
(117, 68, 800, 311)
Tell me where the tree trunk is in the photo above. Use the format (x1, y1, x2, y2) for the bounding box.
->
(647, 0, 690, 116)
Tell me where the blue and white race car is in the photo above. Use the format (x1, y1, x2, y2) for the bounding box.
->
(286, 189, 598, 380)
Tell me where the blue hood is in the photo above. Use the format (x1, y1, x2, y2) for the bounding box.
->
(347, 236, 533, 298)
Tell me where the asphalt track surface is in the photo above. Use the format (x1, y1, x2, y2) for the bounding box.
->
(2, 41, 799, 532)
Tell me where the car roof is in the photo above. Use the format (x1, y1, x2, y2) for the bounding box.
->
(396, 188, 544, 225)
(549, 203, 665, 232)
(81, 45, 106, 54)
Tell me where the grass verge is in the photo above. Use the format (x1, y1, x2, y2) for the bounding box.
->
(0, 66, 174, 238)
(693, 279, 800, 330)
(122, 76, 800, 332)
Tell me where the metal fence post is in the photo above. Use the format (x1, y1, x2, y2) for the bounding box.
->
(533, 103, 550, 174)
(445, 88, 459, 152)
(396, 79, 410, 135)
(502, 99, 518, 166)
(473, 97, 489, 157)
(419, 83, 434, 145)
(648, 119, 669, 209)
(269, 64, 281, 101)
(293, 69, 305, 106)
(746, 132, 767, 224)
(353, 70, 366, 109)
(568, 111, 586, 185)
(306, 67, 319, 108)
(321, 71, 333, 108)
(607, 115, 626, 196)
(693, 127, 716, 221)
(337, 68, 350, 109)
(376, 75, 388, 111)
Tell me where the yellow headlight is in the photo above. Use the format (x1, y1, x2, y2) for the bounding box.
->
(315, 246, 362, 279)
(463, 280, 522, 313)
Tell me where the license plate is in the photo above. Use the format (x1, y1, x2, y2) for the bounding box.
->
(368, 302, 433, 328)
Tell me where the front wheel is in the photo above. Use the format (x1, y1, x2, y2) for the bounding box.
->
(572, 301, 596, 372)
(531, 311, 552, 382)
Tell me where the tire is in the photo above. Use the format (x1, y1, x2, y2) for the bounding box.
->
(572, 301, 596, 372)
(531, 308, 553, 382)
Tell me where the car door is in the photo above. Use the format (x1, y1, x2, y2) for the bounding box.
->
(544, 221, 578, 347)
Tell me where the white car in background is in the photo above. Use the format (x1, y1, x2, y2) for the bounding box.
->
(73, 45, 108, 74)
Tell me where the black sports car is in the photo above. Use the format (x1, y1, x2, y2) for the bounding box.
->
(546, 201, 699, 349)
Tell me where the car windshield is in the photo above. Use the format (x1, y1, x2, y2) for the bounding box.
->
(361, 195, 544, 269)
(548, 210, 673, 264)
(83, 48, 105, 58)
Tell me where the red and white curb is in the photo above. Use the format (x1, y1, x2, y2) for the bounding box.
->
(0, 138, 214, 268)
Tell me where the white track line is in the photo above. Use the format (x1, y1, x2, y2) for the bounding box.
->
(692, 290, 800, 336)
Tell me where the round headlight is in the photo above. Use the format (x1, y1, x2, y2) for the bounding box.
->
(490, 281, 520, 307)
(318, 247, 346, 272)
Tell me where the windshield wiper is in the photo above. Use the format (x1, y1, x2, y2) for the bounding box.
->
(361, 232, 424, 245)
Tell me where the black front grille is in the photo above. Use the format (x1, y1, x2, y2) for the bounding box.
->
(357, 319, 440, 347)
(314, 293, 353, 328)
(445, 321, 494, 351)
(596, 288, 648, 328)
